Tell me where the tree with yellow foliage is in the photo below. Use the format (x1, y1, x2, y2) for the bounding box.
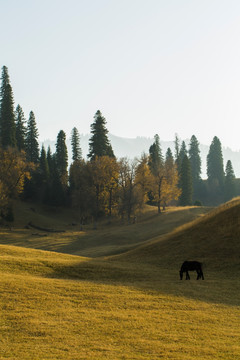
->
(0, 148, 32, 215)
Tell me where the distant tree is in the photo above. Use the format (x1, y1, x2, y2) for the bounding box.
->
(118, 158, 139, 223)
(148, 134, 164, 176)
(224, 160, 236, 202)
(26, 111, 39, 163)
(15, 104, 26, 151)
(148, 135, 165, 213)
(55, 130, 68, 187)
(88, 110, 115, 160)
(207, 136, 225, 205)
(47, 146, 54, 173)
(0, 66, 16, 148)
(179, 154, 192, 206)
(71, 127, 82, 161)
(69, 159, 92, 222)
(178, 141, 188, 166)
(135, 154, 153, 209)
(0, 66, 10, 142)
(39, 146, 50, 182)
(162, 148, 181, 208)
(189, 135, 202, 200)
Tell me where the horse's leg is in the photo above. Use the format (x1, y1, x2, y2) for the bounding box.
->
(186, 271, 190, 280)
(197, 270, 200, 280)
(201, 270, 204, 280)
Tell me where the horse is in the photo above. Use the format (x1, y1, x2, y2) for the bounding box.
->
(179, 261, 204, 280)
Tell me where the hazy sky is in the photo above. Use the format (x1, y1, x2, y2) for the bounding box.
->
(1, 0, 240, 149)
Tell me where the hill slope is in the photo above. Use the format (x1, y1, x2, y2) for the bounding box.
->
(112, 198, 240, 274)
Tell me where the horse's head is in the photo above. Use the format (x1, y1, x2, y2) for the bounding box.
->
(179, 270, 183, 280)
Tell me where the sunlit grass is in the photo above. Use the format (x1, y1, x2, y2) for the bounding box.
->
(0, 200, 240, 359)
(0, 245, 240, 360)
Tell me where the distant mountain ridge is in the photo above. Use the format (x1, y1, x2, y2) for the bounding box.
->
(42, 134, 240, 179)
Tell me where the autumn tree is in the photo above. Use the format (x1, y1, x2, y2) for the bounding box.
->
(0, 148, 32, 213)
(162, 148, 181, 208)
(135, 154, 153, 209)
(117, 158, 140, 223)
(88, 110, 114, 160)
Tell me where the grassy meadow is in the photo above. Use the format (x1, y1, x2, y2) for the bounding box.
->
(0, 200, 240, 359)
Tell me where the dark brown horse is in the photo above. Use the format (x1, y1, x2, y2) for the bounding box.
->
(179, 261, 204, 280)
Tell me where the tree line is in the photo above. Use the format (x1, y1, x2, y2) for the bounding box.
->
(0, 66, 238, 223)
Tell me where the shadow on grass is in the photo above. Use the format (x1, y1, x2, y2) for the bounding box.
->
(46, 256, 240, 308)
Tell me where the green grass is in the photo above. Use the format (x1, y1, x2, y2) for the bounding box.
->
(0, 200, 240, 359)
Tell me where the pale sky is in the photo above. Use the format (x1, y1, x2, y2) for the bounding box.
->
(1, 0, 240, 150)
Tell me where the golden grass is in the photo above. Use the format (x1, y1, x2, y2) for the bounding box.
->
(0, 244, 240, 360)
(0, 200, 240, 359)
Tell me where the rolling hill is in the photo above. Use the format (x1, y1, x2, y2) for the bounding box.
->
(0, 199, 240, 359)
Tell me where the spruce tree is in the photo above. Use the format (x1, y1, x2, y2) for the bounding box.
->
(88, 110, 115, 160)
(26, 111, 39, 163)
(0, 66, 16, 148)
(165, 147, 174, 164)
(71, 127, 82, 161)
(0, 66, 10, 139)
(55, 130, 68, 186)
(224, 160, 236, 202)
(189, 135, 202, 200)
(15, 104, 26, 151)
(148, 134, 164, 176)
(207, 136, 225, 189)
(179, 154, 192, 206)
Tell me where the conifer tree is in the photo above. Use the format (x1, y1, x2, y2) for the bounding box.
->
(55, 130, 68, 186)
(88, 110, 115, 160)
(179, 154, 192, 206)
(15, 105, 26, 151)
(207, 136, 225, 190)
(224, 160, 236, 202)
(148, 134, 164, 176)
(71, 127, 82, 161)
(178, 141, 188, 166)
(189, 135, 202, 200)
(26, 111, 39, 163)
(0, 66, 16, 148)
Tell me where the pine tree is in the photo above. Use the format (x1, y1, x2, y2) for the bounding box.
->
(207, 136, 225, 190)
(55, 130, 68, 186)
(179, 154, 192, 206)
(178, 141, 187, 166)
(224, 160, 236, 202)
(0, 66, 10, 139)
(15, 104, 26, 151)
(165, 147, 174, 164)
(0, 66, 16, 148)
(26, 111, 39, 163)
(148, 134, 164, 176)
(189, 135, 202, 200)
(88, 110, 115, 160)
(71, 127, 82, 161)
(39, 145, 50, 181)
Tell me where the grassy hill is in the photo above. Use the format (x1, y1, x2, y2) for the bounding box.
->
(0, 201, 211, 257)
(113, 198, 240, 273)
(0, 200, 240, 359)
